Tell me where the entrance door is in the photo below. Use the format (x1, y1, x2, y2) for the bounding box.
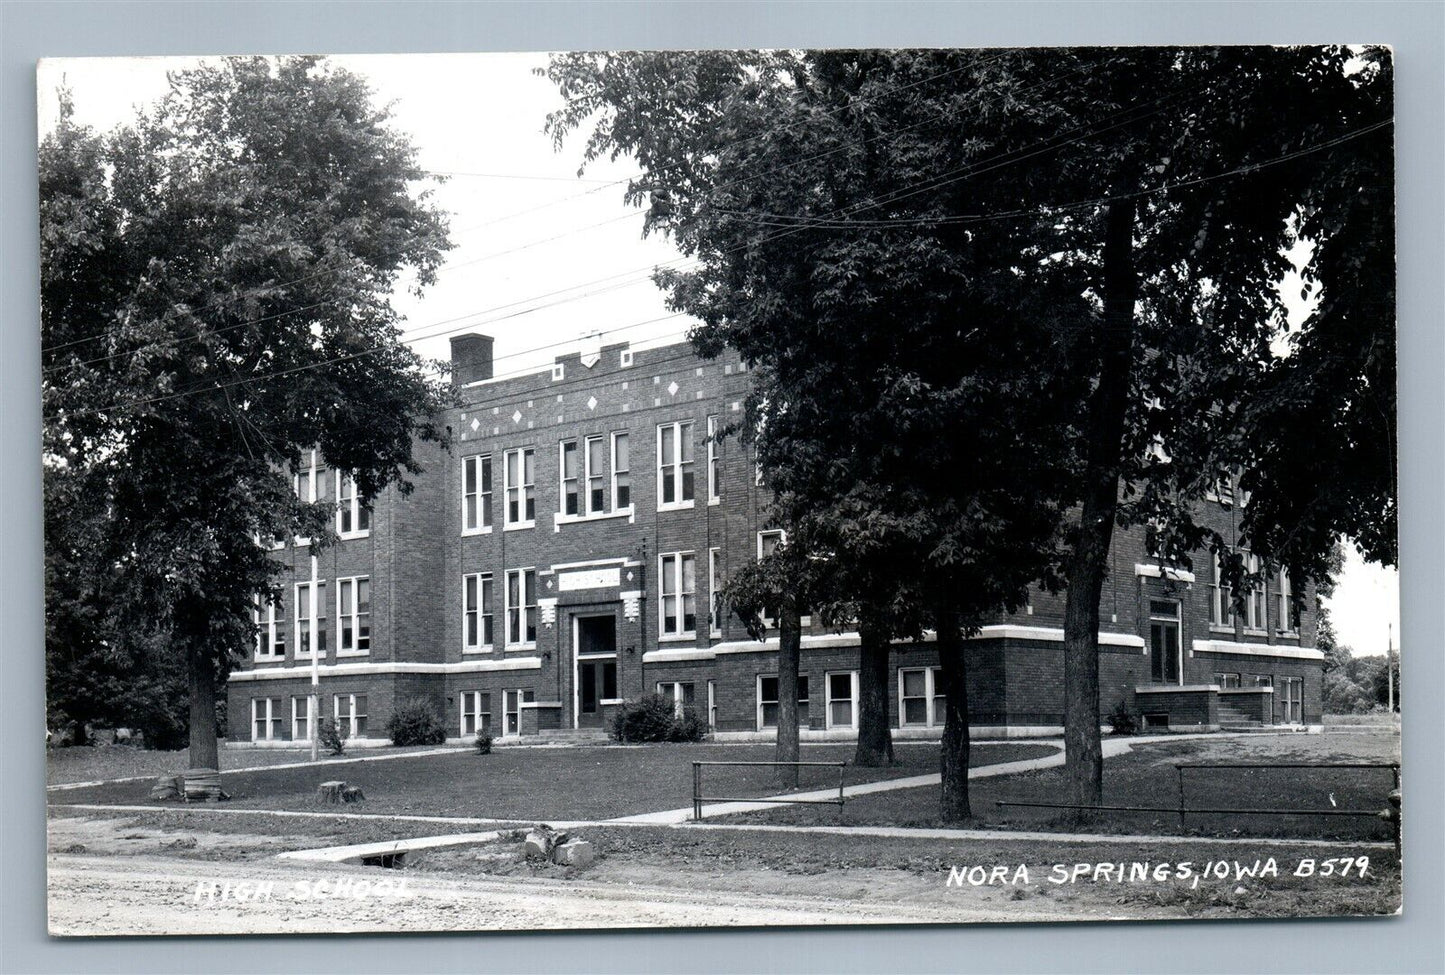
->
(1148, 600, 1182, 684)
(1279, 676, 1303, 724)
(575, 615, 617, 728)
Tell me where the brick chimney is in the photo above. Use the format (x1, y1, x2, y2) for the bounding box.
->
(449, 333, 494, 385)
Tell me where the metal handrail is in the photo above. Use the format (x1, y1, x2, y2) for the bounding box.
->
(692, 760, 846, 820)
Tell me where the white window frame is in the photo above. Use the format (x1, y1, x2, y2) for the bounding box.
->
(503, 689, 523, 737)
(1272, 568, 1297, 635)
(708, 547, 723, 638)
(291, 695, 313, 742)
(1210, 557, 1236, 629)
(898, 666, 945, 728)
(462, 453, 494, 535)
(253, 593, 285, 661)
(462, 571, 495, 653)
(1243, 553, 1267, 632)
(292, 449, 325, 545)
(503, 447, 536, 529)
(335, 471, 370, 539)
(335, 576, 370, 656)
(559, 438, 580, 516)
(655, 420, 696, 511)
(658, 551, 697, 641)
(505, 568, 537, 648)
(611, 431, 632, 513)
(333, 693, 367, 738)
(756, 674, 810, 731)
(706, 414, 721, 504)
(294, 580, 326, 659)
(585, 434, 608, 515)
(655, 681, 696, 719)
(824, 670, 859, 731)
(251, 697, 282, 742)
(756, 530, 787, 628)
(459, 690, 493, 737)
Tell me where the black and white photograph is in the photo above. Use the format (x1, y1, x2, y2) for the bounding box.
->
(38, 45, 1403, 938)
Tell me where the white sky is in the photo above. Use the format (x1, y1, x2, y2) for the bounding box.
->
(36, 53, 1401, 658)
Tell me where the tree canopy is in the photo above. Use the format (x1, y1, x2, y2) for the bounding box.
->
(544, 47, 1394, 820)
(42, 57, 454, 765)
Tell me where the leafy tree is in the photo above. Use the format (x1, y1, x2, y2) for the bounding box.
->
(721, 524, 815, 788)
(42, 58, 452, 771)
(544, 50, 1083, 820)
(544, 47, 1393, 821)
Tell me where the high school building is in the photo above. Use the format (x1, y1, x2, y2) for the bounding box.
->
(226, 333, 1326, 746)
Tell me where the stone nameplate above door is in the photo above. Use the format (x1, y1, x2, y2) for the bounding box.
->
(557, 567, 622, 592)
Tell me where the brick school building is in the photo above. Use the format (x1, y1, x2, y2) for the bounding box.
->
(226, 333, 1325, 746)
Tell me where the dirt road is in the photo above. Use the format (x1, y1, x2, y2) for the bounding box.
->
(48, 851, 1067, 935)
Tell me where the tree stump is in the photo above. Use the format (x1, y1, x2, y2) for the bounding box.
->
(317, 780, 346, 804)
(182, 768, 224, 801)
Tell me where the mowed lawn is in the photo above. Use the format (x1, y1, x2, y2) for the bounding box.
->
(726, 732, 1401, 842)
(45, 743, 445, 786)
(48, 741, 1055, 822)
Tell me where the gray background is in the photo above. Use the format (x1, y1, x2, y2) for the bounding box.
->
(2, 3, 1440, 972)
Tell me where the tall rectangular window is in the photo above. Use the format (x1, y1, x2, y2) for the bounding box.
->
(659, 552, 697, 638)
(252, 697, 282, 741)
(460, 691, 492, 736)
(611, 432, 631, 510)
(334, 693, 367, 737)
(586, 435, 607, 514)
(293, 450, 327, 544)
(757, 675, 810, 730)
(1272, 568, 1294, 633)
(560, 439, 580, 515)
(463, 572, 495, 650)
(336, 577, 370, 654)
(1244, 554, 1266, 631)
(1210, 557, 1236, 628)
(708, 547, 723, 637)
(758, 530, 784, 626)
(656, 420, 695, 508)
(706, 414, 721, 502)
(826, 671, 858, 730)
(295, 581, 327, 657)
(506, 568, 537, 646)
(253, 592, 286, 659)
(504, 447, 535, 526)
(291, 696, 313, 742)
(335, 472, 370, 537)
(462, 454, 493, 532)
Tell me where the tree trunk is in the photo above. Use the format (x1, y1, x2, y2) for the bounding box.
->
(854, 616, 894, 767)
(1062, 187, 1138, 818)
(775, 593, 802, 789)
(187, 641, 220, 771)
(936, 601, 971, 823)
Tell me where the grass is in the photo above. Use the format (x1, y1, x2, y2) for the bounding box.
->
(47, 741, 1056, 822)
(1323, 711, 1400, 727)
(45, 742, 444, 786)
(722, 732, 1401, 842)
